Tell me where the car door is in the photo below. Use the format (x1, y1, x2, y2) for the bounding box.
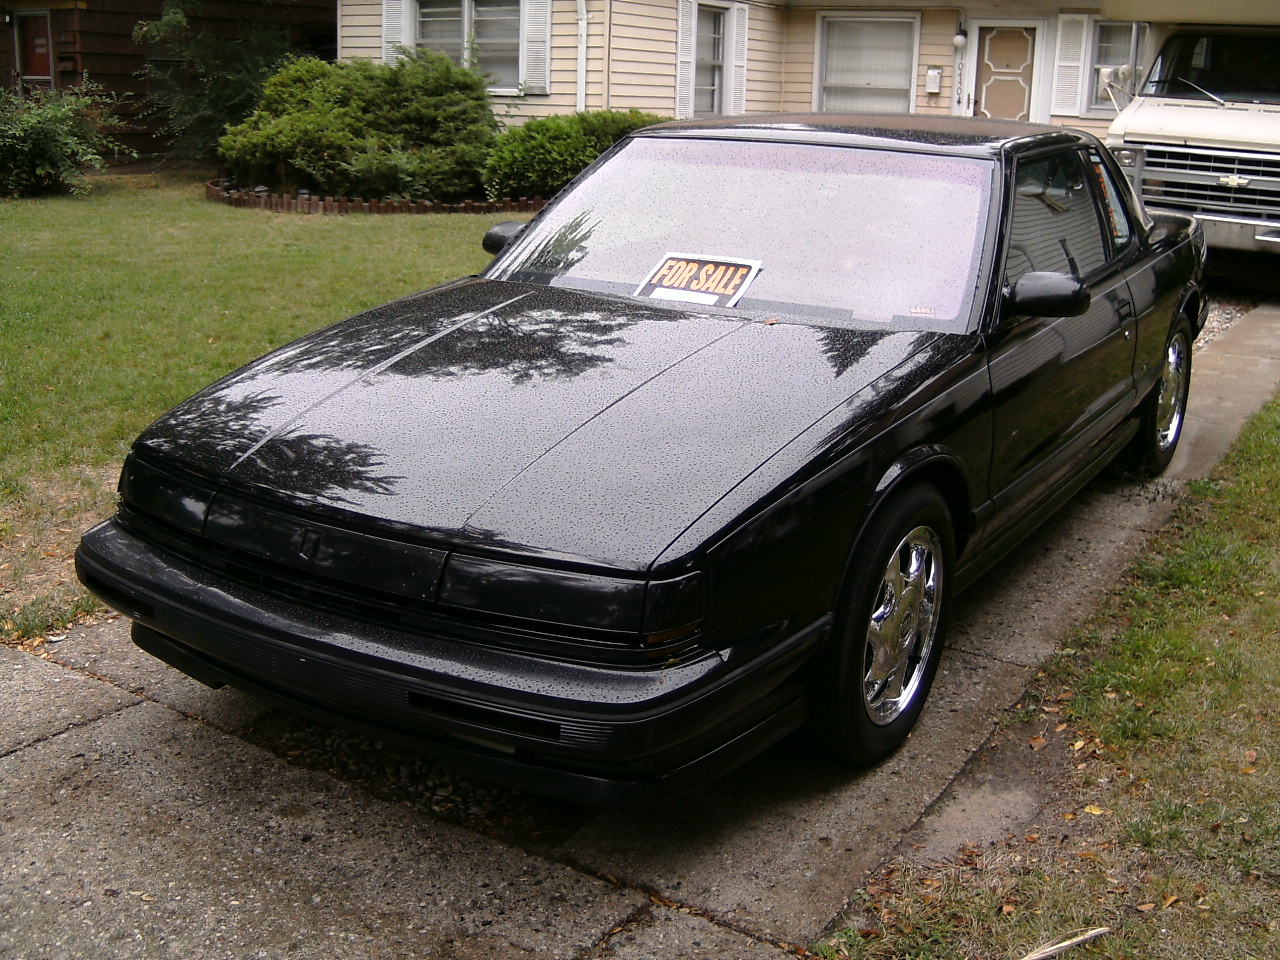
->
(984, 146, 1139, 533)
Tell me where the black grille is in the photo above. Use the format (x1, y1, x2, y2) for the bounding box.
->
(117, 502, 703, 669)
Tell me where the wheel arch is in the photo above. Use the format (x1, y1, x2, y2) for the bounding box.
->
(859, 446, 976, 561)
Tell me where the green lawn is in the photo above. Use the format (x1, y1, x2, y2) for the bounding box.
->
(0, 169, 506, 478)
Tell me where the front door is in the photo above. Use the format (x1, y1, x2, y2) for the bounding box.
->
(962, 21, 1044, 121)
(16, 12, 54, 90)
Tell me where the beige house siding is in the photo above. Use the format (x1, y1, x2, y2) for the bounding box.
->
(913, 8, 956, 115)
(745, 2, 786, 112)
(339, 0, 383, 61)
(606, 0, 680, 115)
(780, 7, 816, 110)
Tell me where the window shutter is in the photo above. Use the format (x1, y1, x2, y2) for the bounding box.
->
(729, 3, 749, 115)
(676, 0, 695, 119)
(1051, 14, 1089, 116)
(522, 0, 551, 95)
(383, 0, 405, 63)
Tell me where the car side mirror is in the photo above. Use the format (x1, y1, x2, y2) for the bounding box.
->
(1004, 271, 1091, 318)
(482, 221, 526, 256)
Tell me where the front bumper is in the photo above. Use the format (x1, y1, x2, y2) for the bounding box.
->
(1188, 214, 1280, 254)
(76, 518, 825, 804)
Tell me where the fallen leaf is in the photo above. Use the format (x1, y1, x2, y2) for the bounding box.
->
(1002, 903, 1016, 915)
(1072, 740, 1086, 751)
(1084, 805, 1106, 816)
(1042, 705, 1061, 714)
(1030, 735, 1047, 751)
(1163, 895, 1179, 909)
(1055, 722, 1068, 732)
(1025, 833, 1041, 842)
(1063, 811, 1077, 821)
(1136, 903, 1156, 912)
(1240, 766, 1257, 775)
(1246, 750, 1258, 763)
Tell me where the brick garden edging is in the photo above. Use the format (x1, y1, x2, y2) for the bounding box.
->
(205, 180, 545, 215)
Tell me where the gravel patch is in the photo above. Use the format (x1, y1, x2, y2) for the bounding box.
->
(1197, 293, 1259, 351)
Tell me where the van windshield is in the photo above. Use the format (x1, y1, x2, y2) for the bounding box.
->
(1143, 33, 1280, 104)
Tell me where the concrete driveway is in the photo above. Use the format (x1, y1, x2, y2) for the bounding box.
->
(4, 304, 1280, 960)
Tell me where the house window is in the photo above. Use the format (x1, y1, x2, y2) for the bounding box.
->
(1052, 15, 1148, 117)
(676, 0, 747, 119)
(417, 0, 520, 89)
(1088, 21, 1147, 111)
(382, 0, 549, 94)
(820, 17, 917, 114)
(695, 6, 725, 115)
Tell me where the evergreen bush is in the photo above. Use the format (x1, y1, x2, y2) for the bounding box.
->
(482, 109, 667, 201)
(219, 52, 496, 200)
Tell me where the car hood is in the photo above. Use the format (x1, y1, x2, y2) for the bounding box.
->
(1109, 97, 1280, 152)
(136, 280, 942, 570)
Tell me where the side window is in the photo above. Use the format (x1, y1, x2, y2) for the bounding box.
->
(1005, 150, 1109, 285)
(1087, 149, 1133, 249)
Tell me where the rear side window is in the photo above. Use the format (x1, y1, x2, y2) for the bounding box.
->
(1004, 150, 1109, 284)
(1088, 149, 1133, 249)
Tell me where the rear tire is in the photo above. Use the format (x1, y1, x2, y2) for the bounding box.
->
(808, 484, 953, 764)
(1131, 318, 1193, 475)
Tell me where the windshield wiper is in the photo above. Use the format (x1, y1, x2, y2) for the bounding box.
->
(1176, 76, 1227, 106)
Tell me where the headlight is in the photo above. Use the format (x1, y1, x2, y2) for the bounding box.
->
(1112, 148, 1140, 167)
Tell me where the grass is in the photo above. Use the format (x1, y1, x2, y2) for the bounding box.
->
(819, 398, 1280, 959)
(1, 168, 515, 643)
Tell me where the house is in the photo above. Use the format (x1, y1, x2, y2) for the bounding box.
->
(337, 0, 1155, 137)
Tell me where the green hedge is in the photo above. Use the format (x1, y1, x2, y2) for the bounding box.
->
(0, 83, 132, 197)
(482, 109, 667, 201)
(219, 52, 496, 201)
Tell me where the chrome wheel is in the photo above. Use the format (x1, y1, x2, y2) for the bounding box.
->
(862, 524, 943, 726)
(1154, 330, 1190, 453)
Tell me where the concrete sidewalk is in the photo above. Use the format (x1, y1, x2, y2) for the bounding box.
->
(4, 303, 1279, 960)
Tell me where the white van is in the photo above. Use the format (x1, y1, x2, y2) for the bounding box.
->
(1107, 28, 1280, 252)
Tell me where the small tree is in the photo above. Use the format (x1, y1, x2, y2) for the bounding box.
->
(219, 52, 497, 201)
(0, 82, 133, 197)
(133, 0, 293, 162)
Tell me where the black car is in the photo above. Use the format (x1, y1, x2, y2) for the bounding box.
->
(77, 115, 1206, 804)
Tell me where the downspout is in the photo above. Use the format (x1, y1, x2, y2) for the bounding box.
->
(575, 0, 588, 112)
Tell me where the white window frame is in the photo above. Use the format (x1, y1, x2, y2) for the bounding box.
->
(381, 0, 550, 96)
(1051, 14, 1148, 119)
(676, 0, 748, 120)
(813, 12, 921, 115)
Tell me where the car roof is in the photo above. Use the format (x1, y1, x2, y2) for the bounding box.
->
(632, 112, 1087, 158)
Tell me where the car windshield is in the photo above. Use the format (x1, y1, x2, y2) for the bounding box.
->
(1142, 33, 1280, 104)
(487, 137, 993, 332)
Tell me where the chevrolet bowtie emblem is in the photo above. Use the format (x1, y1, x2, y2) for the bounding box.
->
(1219, 174, 1251, 188)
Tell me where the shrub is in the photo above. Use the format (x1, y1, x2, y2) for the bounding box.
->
(218, 52, 496, 201)
(482, 109, 667, 201)
(133, 0, 294, 163)
(0, 82, 132, 197)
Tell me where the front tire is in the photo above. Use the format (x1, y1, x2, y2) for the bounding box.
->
(1131, 318, 1193, 475)
(809, 484, 953, 764)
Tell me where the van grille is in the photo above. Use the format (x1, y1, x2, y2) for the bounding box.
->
(1139, 144, 1280, 223)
